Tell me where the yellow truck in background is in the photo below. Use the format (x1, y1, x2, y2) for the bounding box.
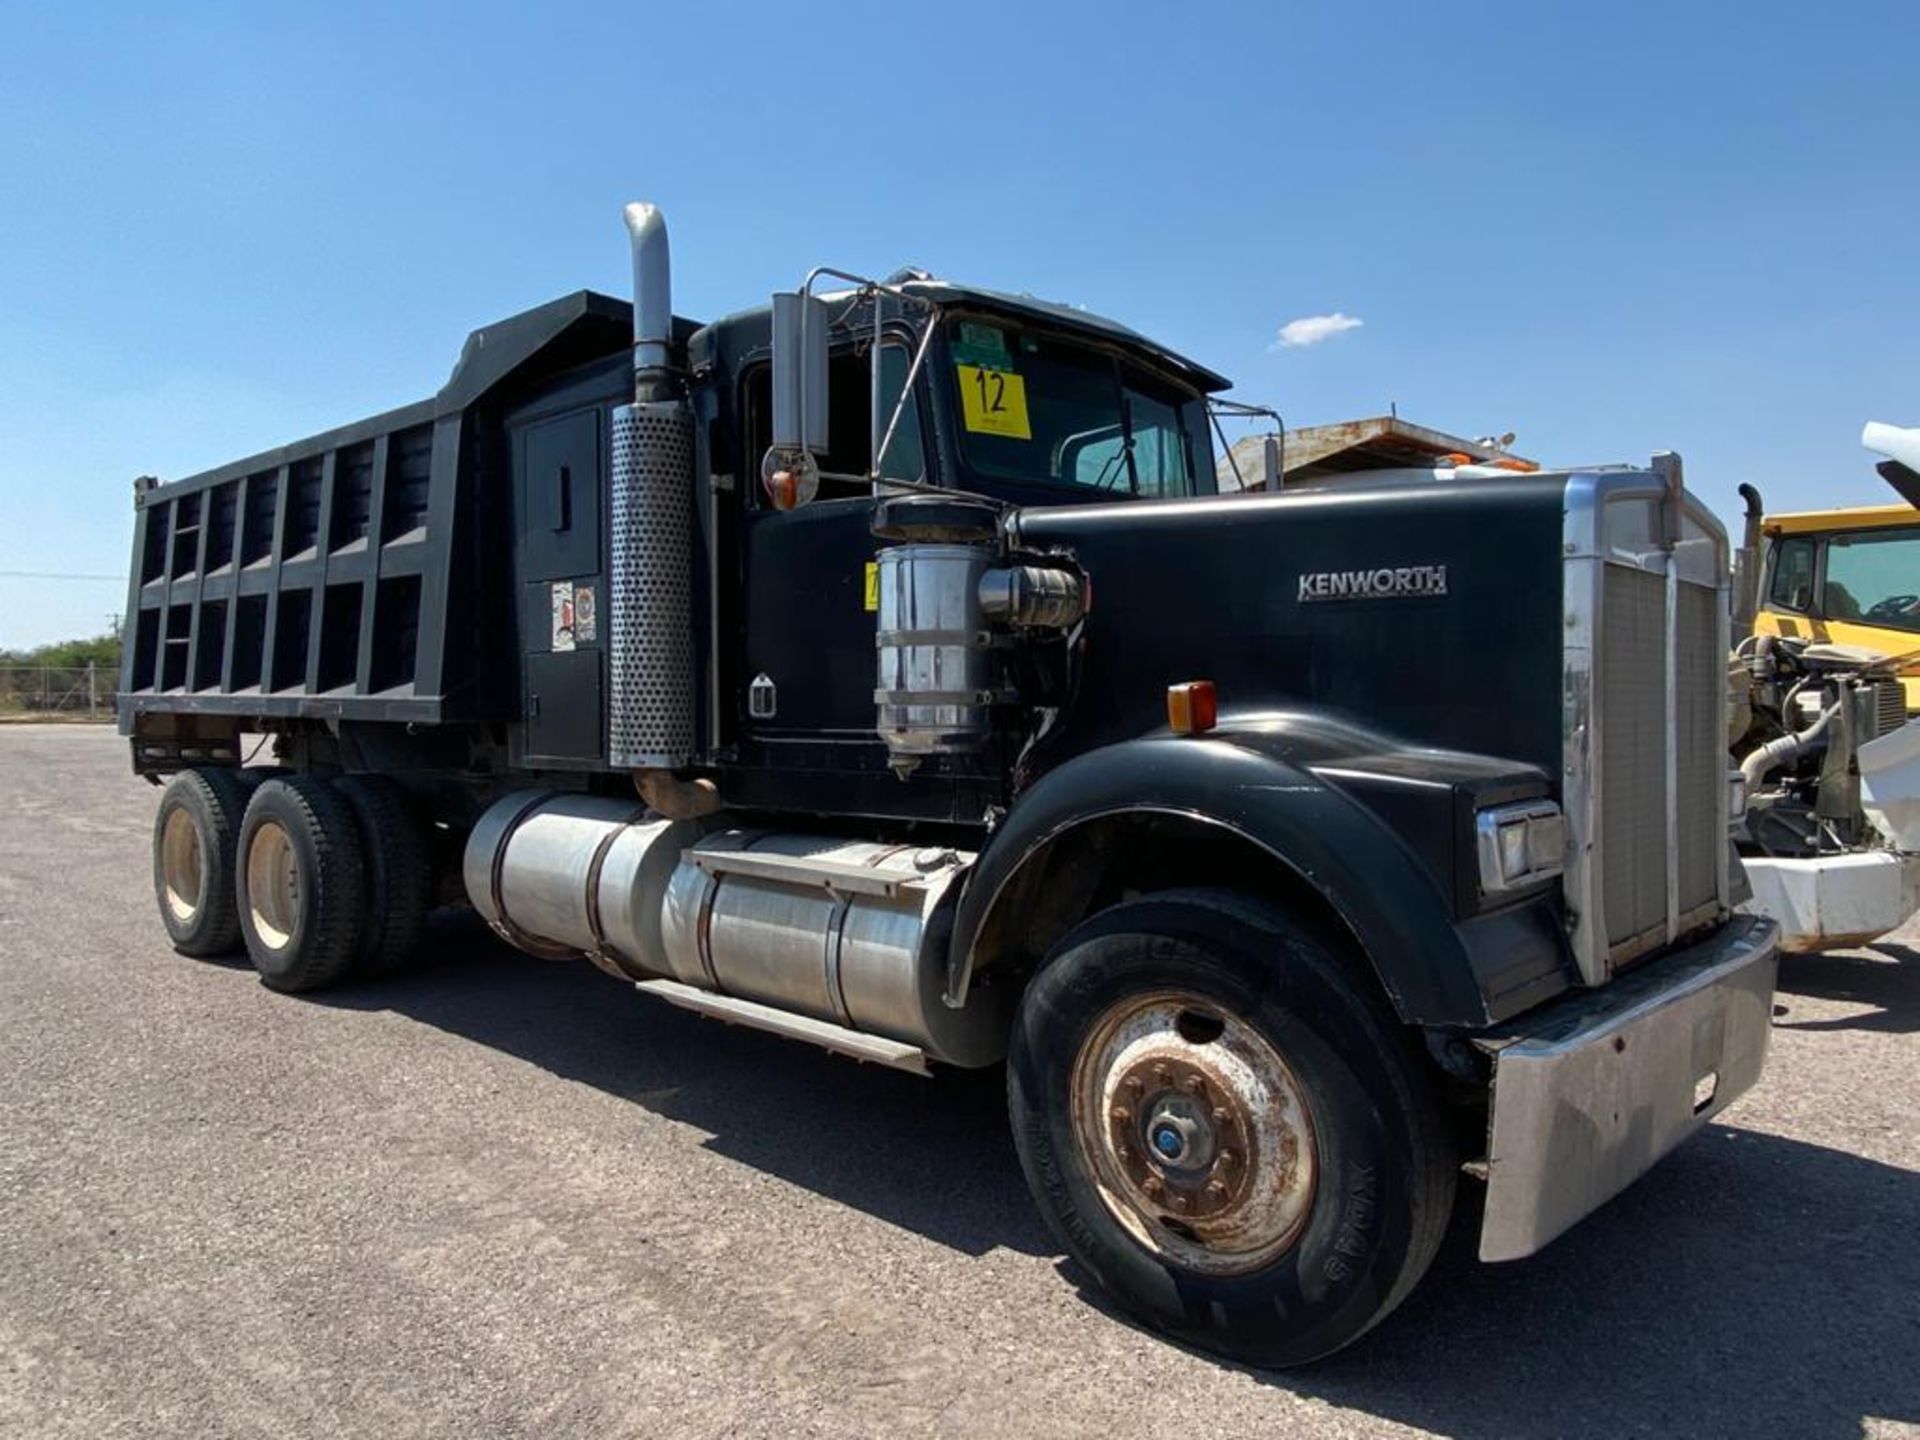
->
(1750, 503, 1920, 712)
(1731, 422, 1920, 950)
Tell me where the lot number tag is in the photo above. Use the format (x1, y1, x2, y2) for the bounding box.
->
(956, 364, 1032, 439)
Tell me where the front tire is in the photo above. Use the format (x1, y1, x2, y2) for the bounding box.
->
(235, 776, 367, 993)
(1007, 888, 1454, 1367)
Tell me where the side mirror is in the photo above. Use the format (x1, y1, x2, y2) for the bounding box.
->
(771, 291, 830, 457)
(765, 291, 830, 510)
(1262, 433, 1283, 492)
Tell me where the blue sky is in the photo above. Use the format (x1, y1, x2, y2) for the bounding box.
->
(1, 1, 1914, 648)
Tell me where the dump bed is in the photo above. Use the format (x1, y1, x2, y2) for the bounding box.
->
(119, 291, 646, 741)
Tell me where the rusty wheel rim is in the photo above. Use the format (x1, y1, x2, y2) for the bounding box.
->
(160, 807, 204, 923)
(245, 820, 299, 951)
(1070, 991, 1318, 1276)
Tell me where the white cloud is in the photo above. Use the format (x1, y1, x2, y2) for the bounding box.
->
(1273, 312, 1364, 350)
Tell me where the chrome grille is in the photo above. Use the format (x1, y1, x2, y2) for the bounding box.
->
(1564, 463, 1731, 982)
(1599, 567, 1667, 958)
(608, 401, 696, 769)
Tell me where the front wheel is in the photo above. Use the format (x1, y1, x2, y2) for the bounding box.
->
(1007, 889, 1455, 1368)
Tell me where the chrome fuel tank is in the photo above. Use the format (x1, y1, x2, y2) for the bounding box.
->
(462, 795, 1007, 1066)
(462, 790, 697, 980)
(660, 832, 1005, 1067)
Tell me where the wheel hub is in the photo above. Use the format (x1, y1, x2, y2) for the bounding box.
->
(246, 820, 300, 951)
(160, 807, 204, 922)
(1073, 994, 1317, 1275)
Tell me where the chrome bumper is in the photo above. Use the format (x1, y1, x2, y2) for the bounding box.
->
(1476, 914, 1778, 1262)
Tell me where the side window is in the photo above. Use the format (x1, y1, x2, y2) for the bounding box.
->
(1124, 390, 1190, 499)
(740, 346, 928, 505)
(1767, 536, 1816, 612)
(1822, 528, 1920, 630)
(876, 345, 927, 484)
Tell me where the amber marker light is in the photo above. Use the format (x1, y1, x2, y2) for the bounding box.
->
(1167, 681, 1218, 736)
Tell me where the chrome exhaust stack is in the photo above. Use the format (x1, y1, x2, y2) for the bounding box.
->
(608, 201, 696, 770)
(1731, 482, 1765, 634)
(623, 202, 675, 402)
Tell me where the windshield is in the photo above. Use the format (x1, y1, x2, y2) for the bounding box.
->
(945, 318, 1205, 498)
(1822, 526, 1920, 633)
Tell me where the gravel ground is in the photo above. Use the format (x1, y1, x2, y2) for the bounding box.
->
(0, 724, 1914, 1439)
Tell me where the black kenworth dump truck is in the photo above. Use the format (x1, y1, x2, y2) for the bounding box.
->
(123, 203, 1778, 1366)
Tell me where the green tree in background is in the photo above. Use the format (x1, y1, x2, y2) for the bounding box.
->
(0, 631, 122, 668)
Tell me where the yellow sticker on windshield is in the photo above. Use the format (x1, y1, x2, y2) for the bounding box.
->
(863, 561, 879, 612)
(956, 364, 1032, 439)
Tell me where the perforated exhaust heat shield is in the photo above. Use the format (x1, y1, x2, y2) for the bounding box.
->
(608, 400, 696, 769)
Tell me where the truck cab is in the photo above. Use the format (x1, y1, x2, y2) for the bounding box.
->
(1753, 503, 1920, 711)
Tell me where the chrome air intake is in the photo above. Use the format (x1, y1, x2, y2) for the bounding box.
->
(870, 496, 1085, 769)
(874, 543, 996, 757)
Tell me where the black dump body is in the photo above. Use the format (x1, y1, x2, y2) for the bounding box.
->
(119, 292, 680, 751)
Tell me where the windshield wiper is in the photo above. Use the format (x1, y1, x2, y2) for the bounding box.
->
(1091, 434, 1134, 491)
(1113, 389, 1136, 495)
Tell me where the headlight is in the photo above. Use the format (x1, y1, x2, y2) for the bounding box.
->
(1475, 800, 1566, 895)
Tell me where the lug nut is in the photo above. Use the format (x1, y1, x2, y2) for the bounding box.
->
(1142, 1176, 1164, 1197)
(1169, 1195, 1190, 1213)
(1182, 1074, 1205, 1095)
(1211, 1106, 1231, 1124)
(1111, 1106, 1130, 1123)
(1218, 1149, 1237, 1168)
(1206, 1179, 1229, 1199)
(1152, 1063, 1171, 1084)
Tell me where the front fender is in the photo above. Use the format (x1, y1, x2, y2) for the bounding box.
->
(949, 735, 1500, 1027)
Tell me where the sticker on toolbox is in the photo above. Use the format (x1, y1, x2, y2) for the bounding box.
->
(956, 364, 1032, 439)
(550, 581, 576, 652)
(573, 584, 597, 643)
(863, 561, 879, 612)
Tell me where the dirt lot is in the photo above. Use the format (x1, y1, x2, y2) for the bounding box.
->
(0, 723, 1914, 1439)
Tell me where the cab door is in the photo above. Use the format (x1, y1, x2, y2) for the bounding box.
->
(735, 346, 928, 741)
(740, 497, 883, 737)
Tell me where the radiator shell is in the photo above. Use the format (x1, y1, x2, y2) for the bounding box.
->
(1563, 471, 1732, 981)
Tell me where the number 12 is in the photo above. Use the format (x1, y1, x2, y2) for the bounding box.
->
(974, 368, 1007, 414)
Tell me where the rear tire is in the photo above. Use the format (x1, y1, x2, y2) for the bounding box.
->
(235, 776, 367, 993)
(1007, 887, 1455, 1368)
(334, 774, 430, 976)
(152, 768, 250, 957)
